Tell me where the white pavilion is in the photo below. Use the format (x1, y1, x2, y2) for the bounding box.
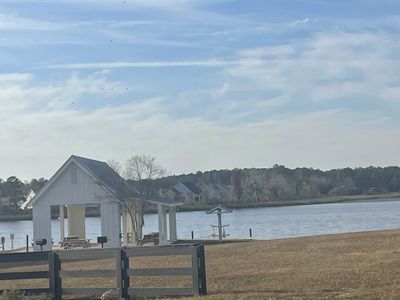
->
(22, 155, 182, 251)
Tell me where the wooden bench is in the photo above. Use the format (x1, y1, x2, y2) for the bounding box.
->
(60, 236, 91, 249)
(139, 232, 159, 246)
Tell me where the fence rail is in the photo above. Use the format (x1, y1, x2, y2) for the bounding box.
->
(0, 244, 206, 300)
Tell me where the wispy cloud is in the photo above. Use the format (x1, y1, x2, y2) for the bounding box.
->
(0, 73, 32, 82)
(223, 30, 400, 103)
(47, 59, 240, 69)
(0, 72, 128, 113)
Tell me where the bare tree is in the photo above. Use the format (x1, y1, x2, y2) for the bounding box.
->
(118, 155, 166, 245)
(107, 159, 122, 175)
(125, 155, 166, 181)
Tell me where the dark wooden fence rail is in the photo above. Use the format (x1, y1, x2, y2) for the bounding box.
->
(125, 244, 207, 298)
(57, 248, 116, 297)
(0, 251, 51, 296)
(0, 244, 206, 300)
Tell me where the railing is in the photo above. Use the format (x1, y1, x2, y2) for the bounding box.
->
(124, 244, 207, 298)
(57, 248, 116, 297)
(0, 244, 206, 300)
(0, 251, 52, 296)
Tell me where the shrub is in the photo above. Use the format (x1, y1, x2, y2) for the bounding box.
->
(100, 289, 120, 300)
(0, 290, 50, 300)
(0, 289, 24, 300)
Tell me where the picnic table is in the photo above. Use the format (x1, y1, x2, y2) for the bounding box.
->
(60, 236, 91, 249)
(139, 232, 159, 246)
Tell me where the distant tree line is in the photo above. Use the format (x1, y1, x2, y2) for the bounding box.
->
(155, 165, 400, 204)
(1, 165, 400, 212)
(0, 177, 47, 213)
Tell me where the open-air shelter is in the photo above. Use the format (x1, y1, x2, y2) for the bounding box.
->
(22, 155, 182, 251)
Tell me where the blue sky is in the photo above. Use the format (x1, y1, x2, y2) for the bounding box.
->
(1, 0, 400, 179)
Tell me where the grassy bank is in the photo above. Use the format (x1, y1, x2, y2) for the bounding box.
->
(2, 230, 400, 299)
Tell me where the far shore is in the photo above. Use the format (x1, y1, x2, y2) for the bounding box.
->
(1, 192, 400, 222)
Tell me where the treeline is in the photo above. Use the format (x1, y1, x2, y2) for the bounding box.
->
(156, 165, 400, 204)
(2, 165, 400, 208)
(0, 177, 47, 210)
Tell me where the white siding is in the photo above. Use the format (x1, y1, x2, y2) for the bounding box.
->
(32, 206, 52, 251)
(100, 201, 121, 248)
(37, 162, 113, 206)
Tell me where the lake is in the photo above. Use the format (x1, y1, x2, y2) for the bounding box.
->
(1, 198, 400, 250)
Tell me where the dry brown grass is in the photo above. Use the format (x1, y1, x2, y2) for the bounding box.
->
(2, 230, 400, 299)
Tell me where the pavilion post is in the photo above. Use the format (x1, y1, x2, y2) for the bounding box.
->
(67, 204, 86, 239)
(32, 205, 52, 251)
(59, 205, 65, 242)
(121, 209, 128, 247)
(168, 207, 177, 242)
(217, 210, 223, 241)
(100, 201, 121, 248)
(158, 204, 169, 245)
(162, 206, 168, 243)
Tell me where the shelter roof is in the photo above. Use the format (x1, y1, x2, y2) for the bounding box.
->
(22, 155, 129, 208)
(148, 197, 184, 207)
(207, 204, 233, 214)
(72, 155, 129, 196)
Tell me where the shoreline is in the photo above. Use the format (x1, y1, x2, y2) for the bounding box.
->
(1, 192, 399, 222)
(175, 192, 400, 212)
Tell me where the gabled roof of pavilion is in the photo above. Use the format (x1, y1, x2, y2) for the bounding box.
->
(22, 155, 129, 209)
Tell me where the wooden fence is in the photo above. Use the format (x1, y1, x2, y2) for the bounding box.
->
(0, 244, 206, 300)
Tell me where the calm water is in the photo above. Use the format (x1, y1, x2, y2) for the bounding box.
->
(1, 199, 400, 250)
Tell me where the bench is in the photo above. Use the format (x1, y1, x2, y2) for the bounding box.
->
(139, 232, 159, 246)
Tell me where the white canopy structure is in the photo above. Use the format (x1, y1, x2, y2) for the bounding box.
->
(23, 155, 127, 251)
(207, 205, 233, 241)
(149, 198, 183, 245)
(23, 155, 184, 251)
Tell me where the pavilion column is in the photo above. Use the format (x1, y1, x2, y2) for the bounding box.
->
(168, 207, 177, 242)
(59, 205, 65, 242)
(100, 201, 121, 248)
(122, 209, 128, 247)
(67, 204, 85, 239)
(126, 213, 133, 243)
(32, 205, 52, 251)
(158, 204, 168, 245)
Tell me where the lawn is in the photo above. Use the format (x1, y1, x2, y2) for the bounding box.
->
(2, 230, 400, 299)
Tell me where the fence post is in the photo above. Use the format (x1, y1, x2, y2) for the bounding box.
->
(48, 252, 62, 300)
(122, 249, 130, 299)
(192, 244, 207, 296)
(198, 245, 207, 295)
(116, 249, 130, 299)
(191, 245, 200, 296)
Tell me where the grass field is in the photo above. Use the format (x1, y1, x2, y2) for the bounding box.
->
(2, 230, 400, 299)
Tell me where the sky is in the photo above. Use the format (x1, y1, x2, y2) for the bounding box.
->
(1, 0, 400, 180)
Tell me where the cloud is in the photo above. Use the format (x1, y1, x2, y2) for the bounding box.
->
(380, 87, 400, 102)
(2, 1, 400, 180)
(0, 64, 399, 180)
(223, 30, 400, 103)
(0, 13, 72, 31)
(0, 73, 32, 82)
(239, 45, 295, 58)
(48, 59, 239, 69)
(1, 100, 399, 180)
(0, 72, 128, 113)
